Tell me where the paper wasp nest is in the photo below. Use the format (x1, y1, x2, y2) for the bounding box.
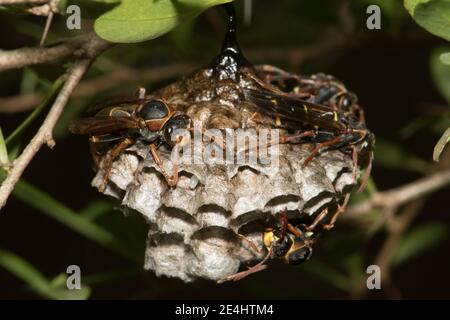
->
(91, 66, 359, 282)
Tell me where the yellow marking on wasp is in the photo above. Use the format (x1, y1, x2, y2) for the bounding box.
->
(263, 230, 275, 248)
(303, 104, 309, 119)
(275, 116, 282, 126)
(333, 111, 338, 122)
(293, 86, 300, 93)
(271, 99, 278, 106)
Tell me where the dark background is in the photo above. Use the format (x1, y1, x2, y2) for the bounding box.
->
(0, 0, 449, 299)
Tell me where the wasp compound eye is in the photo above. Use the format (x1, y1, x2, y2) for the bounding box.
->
(163, 115, 192, 145)
(287, 246, 312, 265)
(137, 100, 169, 120)
(339, 94, 353, 111)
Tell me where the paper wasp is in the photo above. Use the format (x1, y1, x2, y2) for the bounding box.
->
(243, 70, 375, 193)
(69, 88, 192, 191)
(218, 210, 318, 283)
(252, 65, 365, 123)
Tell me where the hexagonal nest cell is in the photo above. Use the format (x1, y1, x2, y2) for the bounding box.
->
(90, 64, 361, 282)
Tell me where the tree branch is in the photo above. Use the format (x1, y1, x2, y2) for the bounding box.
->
(0, 0, 47, 4)
(346, 168, 450, 217)
(0, 35, 110, 210)
(0, 33, 102, 72)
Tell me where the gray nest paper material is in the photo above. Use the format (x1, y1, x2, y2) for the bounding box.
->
(92, 139, 357, 282)
(91, 67, 359, 282)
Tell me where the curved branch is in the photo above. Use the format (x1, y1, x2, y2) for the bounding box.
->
(0, 0, 47, 4)
(346, 168, 450, 217)
(0, 33, 104, 72)
(0, 35, 110, 210)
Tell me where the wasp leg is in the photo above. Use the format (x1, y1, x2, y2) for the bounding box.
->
(323, 193, 351, 230)
(217, 247, 272, 283)
(351, 144, 358, 182)
(89, 141, 102, 170)
(255, 64, 301, 83)
(242, 130, 315, 158)
(135, 86, 146, 100)
(255, 64, 291, 75)
(280, 130, 316, 144)
(89, 133, 128, 171)
(238, 234, 263, 254)
(98, 137, 135, 192)
(244, 69, 287, 95)
(149, 143, 180, 187)
(279, 209, 289, 240)
(303, 136, 344, 167)
(307, 208, 329, 231)
(358, 149, 373, 192)
(280, 208, 304, 239)
(277, 208, 306, 238)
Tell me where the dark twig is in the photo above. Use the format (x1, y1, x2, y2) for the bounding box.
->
(346, 168, 450, 218)
(347, 147, 450, 299)
(0, 33, 102, 72)
(0, 35, 110, 210)
(0, 0, 47, 4)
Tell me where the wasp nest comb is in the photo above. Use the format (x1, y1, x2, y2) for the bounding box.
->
(91, 64, 360, 282)
(83, 4, 373, 282)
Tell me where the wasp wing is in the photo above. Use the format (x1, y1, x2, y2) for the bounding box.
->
(244, 89, 344, 131)
(69, 116, 140, 135)
(83, 89, 153, 115)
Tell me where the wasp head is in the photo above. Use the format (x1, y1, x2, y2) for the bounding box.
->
(163, 115, 193, 147)
(137, 99, 174, 132)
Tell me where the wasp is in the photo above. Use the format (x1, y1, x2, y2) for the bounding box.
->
(218, 211, 318, 283)
(243, 71, 374, 193)
(69, 87, 192, 191)
(252, 65, 365, 124)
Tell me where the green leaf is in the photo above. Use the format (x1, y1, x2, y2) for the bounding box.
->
(0, 249, 90, 300)
(433, 127, 450, 161)
(47, 273, 92, 300)
(20, 69, 39, 95)
(94, 0, 233, 43)
(0, 127, 8, 167)
(404, 0, 428, 15)
(392, 222, 448, 266)
(79, 200, 113, 220)
(374, 138, 430, 173)
(404, 0, 450, 41)
(0, 249, 50, 297)
(441, 52, 450, 65)
(430, 47, 450, 104)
